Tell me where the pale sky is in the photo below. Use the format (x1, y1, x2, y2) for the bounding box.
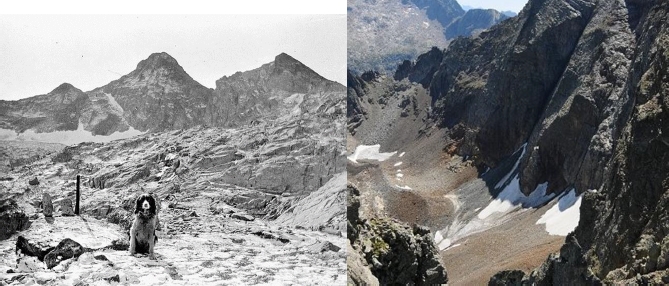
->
(0, 3, 346, 101)
(458, 0, 528, 12)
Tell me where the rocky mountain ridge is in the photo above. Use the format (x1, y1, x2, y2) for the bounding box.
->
(1, 52, 344, 144)
(347, 0, 511, 74)
(348, 0, 669, 283)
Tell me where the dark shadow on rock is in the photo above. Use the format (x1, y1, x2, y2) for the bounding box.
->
(45, 216, 55, 224)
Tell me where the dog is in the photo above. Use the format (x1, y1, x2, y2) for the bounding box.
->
(129, 193, 159, 260)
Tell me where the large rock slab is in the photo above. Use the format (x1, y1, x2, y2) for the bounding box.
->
(0, 199, 31, 240)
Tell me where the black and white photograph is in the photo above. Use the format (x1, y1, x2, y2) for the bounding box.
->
(1, 3, 347, 284)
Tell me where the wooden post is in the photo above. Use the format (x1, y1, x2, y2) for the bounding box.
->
(75, 175, 80, 215)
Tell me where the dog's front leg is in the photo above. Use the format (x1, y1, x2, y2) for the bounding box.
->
(148, 232, 156, 260)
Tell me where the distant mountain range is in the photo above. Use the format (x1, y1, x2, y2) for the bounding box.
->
(462, 4, 518, 17)
(0, 52, 345, 144)
(348, 0, 515, 73)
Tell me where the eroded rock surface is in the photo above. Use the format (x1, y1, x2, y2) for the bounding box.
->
(347, 184, 448, 285)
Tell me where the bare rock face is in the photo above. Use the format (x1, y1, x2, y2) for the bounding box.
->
(488, 270, 525, 286)
(347, 184, 448, 285)
(467, 0, 669, 284)
(347, 243, 380, 286)
(41, 193, 53, 217)
(0, 199, 31, 240)
(274, 172, 346, 233)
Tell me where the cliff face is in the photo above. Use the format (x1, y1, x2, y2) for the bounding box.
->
(536, 2, 669, 283)
(392, 0, 635, 196)
(350, 0, 669, 283)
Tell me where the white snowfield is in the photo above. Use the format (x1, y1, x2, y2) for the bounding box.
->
(477, 176, 554, 220)
(347, 144, 397, 163)
(536, 188, 582, 236)
(0, 122, 143, 146)
(435, 143, 583, 251)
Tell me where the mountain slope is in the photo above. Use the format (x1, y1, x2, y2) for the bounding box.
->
(212, 53, 345, 127)
(445, 9, 509, 38)
(347, 0, 513, 74)
(348, 0, 669, 283)
(87, 52, 213, 132)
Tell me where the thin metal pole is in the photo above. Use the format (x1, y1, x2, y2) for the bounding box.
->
(75, 175, 80, 215)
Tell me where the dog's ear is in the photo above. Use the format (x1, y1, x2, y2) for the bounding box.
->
(134, 196, 142, 214)
(148, 195, 157, 214)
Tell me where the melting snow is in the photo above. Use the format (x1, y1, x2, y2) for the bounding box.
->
(477, 176, 554, 220)
(0, 122, 144, 146)
(399, 152, 405, 158)
(395, 185, 412, 190)
(394, 162, 403, 167)
(347, 145, 397, 163)
(537, 188, 582, 236)
(437, 238, 451, 250)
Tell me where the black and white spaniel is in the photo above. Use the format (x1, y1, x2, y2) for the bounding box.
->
(130, 193, 159, 260)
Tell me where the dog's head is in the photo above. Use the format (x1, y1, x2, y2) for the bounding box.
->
(135, 193, 156, 217)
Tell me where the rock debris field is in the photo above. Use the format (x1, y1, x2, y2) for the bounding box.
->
(0, 118, 346, 285)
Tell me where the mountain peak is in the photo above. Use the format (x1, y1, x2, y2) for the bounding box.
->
(135, 52, 181, 71)
(50, 83, 80, 94)
(272, 52, 323, 79)
(274, 52, 302, 69)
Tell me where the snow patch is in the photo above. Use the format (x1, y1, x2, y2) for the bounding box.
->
(394, 162, 403, 167)
(396, 173, 404, 178)
(477, 177, 554, 220)
(395, 185, 412, 190)
(399, 152, 405, 158)
(0, 121, 144, 146)
(437, 238, 451, 250)
(104, 93, 124, 113)
(434, 230, 444, 243)
(347, 145, 397, 163)
(537, 188, 582, 236)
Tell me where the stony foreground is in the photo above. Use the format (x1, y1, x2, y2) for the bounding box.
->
(1, 209, 345, 285)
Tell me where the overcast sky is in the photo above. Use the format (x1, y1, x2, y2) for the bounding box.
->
(458, 0, 528, 12)
(0, 13, 345, 101)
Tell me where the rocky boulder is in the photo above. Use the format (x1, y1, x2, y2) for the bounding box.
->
(488, 270, 526, 286)
(347, 184, 447, 285)
(42, 193, 53, 217)
(60, 198, 74, 216)
(0, 199, 31, 240)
